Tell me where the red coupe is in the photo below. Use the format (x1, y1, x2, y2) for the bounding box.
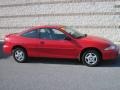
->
(3, 25, 119, 66)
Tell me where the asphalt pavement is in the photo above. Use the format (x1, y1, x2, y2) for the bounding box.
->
(0, 41, 120, 90)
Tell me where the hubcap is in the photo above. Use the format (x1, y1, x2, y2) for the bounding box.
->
(85, 53, 98, 65)
(14, 50, 25, 61)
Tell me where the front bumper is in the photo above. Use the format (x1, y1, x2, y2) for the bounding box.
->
(102, 46, 119, 60)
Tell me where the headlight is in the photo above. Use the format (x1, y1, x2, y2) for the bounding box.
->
(104, 45, 116, 50)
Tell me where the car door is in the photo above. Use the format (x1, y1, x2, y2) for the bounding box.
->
(38, 28, 79, 58)
(21, 29, 40, 57)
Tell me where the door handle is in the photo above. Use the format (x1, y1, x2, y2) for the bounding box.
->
(40, 41, 45, 44)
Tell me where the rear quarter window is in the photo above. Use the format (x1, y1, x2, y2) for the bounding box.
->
(21, 30, 39, 38)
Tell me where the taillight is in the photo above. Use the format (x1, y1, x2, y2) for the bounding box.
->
(4, 33, 16, 42)
(4, 34, 11, 43)
(5, 34, 12, 37)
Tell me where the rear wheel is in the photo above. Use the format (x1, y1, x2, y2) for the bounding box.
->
(12, 48, 27, 63)
(81, 50, 101, 67)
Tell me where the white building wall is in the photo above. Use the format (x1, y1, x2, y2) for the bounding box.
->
(0, 0, 119, 41)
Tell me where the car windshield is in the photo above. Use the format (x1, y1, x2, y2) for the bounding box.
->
(63, 26, 86, 38)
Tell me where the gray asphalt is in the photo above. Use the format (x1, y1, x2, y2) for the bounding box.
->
(0, 42, 120, 90)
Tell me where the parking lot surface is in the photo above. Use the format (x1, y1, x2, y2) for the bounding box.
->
(0, 42, 120, 90)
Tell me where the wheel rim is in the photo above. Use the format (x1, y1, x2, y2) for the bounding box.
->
(84, 53, 98, 65)
(14, 50, 25, 61)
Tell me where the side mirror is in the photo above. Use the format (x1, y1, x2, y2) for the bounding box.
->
(64, 36, 71, 40)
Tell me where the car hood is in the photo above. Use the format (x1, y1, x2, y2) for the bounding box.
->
(77, 35, 113, 46)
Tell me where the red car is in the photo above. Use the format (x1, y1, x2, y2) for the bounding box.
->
(3, 25, 119, 66)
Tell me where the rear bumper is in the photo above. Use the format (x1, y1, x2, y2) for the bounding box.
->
(3, 44, 12, 55)
(102, 48, 119, 60)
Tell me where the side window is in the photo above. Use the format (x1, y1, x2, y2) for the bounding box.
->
(22, 30, 39, 38)
(50, 29, 66, 40)
(39, 28, 52, 40)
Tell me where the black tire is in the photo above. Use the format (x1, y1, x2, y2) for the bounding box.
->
(12, 48, 27, 63)
(81, 50, 101, 67)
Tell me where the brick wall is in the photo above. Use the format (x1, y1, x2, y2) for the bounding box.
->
(0, 0, 120, 41)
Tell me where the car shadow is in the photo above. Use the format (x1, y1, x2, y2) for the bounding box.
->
(100, 56, 120, 67)
(27, 56, 120, 67)
(28, 58, 82, 66)
(0, 41, 10, 59)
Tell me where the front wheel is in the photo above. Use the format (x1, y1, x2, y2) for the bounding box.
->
(81, 50, 101, 67)
(12, 48, 27, 63)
